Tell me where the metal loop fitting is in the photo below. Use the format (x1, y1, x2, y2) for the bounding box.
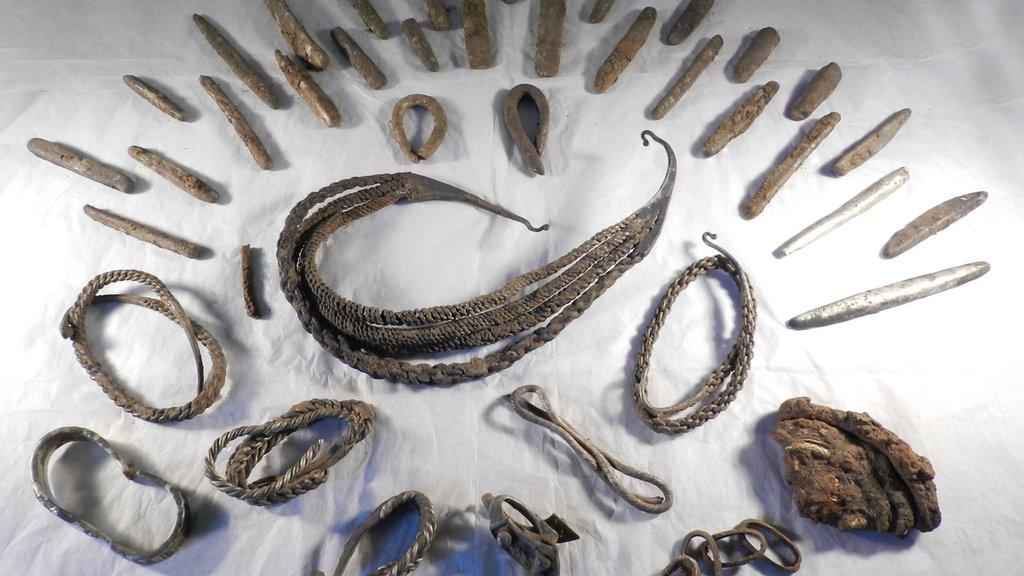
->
(483, 493, 579, 576)
(506, 385, 673, 514)
(391, 94, 447, 163)
(205, 398, 374, 506)
(30, 427, 190, 565)
(632, 233, 757, 434)
(61, 269, 227, 423)
(312, 491, 437, 576)
(503, 84, 549, 175)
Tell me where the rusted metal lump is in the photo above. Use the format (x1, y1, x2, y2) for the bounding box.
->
(773, 397, 941, 536)
(504, 84, 549, 175)
(312, 491, 437, 576)
(31, 427, 190, 565)
(483, 493, 579, 576)
(205, 398, 374, 506)
(276, 131, 677, 385)
(61, 270, 226, 422)
(633, 233, 756, 435)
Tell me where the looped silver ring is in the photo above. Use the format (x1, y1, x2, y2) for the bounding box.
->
(314, 491, 437, 576)
(30, 427, 190, 565)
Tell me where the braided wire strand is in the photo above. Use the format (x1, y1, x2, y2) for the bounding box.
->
(205, 398, 374, 506)
(313, 491, 438, 576)
(61, 269, 226, 423)
(507, 385, 673, 514)
(632, 233, 757, 434)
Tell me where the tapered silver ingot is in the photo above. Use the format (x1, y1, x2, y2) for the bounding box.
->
(776, 167, 909, 257)
(882, 191, 987, 258)
(788, 261, 990, 330)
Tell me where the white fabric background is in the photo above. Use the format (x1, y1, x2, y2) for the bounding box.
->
(1, 0, 1022, 574)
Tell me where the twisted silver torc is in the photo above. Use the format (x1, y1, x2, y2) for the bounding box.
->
(312, 491, 437, 576)
(205, 398, 374, 506)
(61, 269, 226, 423)
(31, 427, 191, 565)
(632, 233, 756, 434)
(277, 131, 677, 385)
(507, 385, 673, 514)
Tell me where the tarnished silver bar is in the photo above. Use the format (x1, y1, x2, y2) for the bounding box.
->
(331, 27, 388, 88)
(588, 0, 617, 23)
(733, 27, 780, 83)
(788, 262, 990, 330)
(264, 0, 329, 71)
(424, 0, 451, 30)
(401, 19, 440, 72)
(650, 34, 723, 120)
(463, 0, 494, 70)
(84, 204, 207, 259)
(200, 75, 273, 170)
(193, 14, 278, 109)
(882, 191, 987, 258)
(833, 108, 912, 176)
(744, 112, 841, 219)
(535, 0, 566, 78)
(128, 146, 219, 204)
(776, 167, 909, 257)
(702, 81, 778, 156)
(787, 62, 841, 121)
(275, 51, 342, 128)
(594, 7, 657, 94)
(346, 0, 390, 40)
(27, 138, 133, 192)
(667, 0, 714, 46)
(122, 76, 188, 121)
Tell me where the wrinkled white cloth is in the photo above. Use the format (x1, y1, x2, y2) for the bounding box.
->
(1, 1, 1022, 574)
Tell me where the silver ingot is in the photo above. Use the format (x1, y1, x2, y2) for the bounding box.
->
(788, 262, 990, 329)
(776, 167, 909, 257)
